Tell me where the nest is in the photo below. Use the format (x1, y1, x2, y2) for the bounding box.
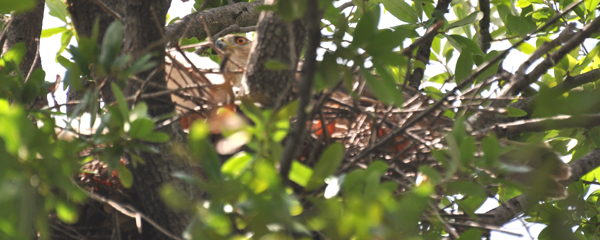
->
(51, 51, 461, 239)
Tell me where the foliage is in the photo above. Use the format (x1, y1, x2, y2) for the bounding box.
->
(0, 18, 166, 240)
(2, 0, 600, 239)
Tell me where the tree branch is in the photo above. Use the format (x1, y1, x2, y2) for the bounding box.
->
(1, 0, 46, 108)
(546, 68, 600, 97)
(122, 1, 195, 239)
(164, 1, 263, 45)
(481, 148, 600, 226)
(478, 0, 492, 52)
(498, 0, 593, 99)
(279, 0, 321, 182)
(407, 0, 451, 89)
(244, 0, 305, 107)
(346, 1, 572, 168)
(473, 113, 600, 139)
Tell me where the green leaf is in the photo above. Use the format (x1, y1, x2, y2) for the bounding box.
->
(289, 161, 313, 187)
(0, 42, 26, 67)
(129, 118, 154, 139)
(585, 0, 600, 13)
(189, 122, 222, 182)
(305, 143, 344, 190)
(100, 21, 124, 73)
(315, 52, 340, 90)
(160, 183, 193, 211)
(129, 103, 149, 122)
(22, 69, 46, 104)
(363, 65, 404, 108)
(277, 0, 306, 21)
(476, 50, 501, 83)
(222, 152, 253, 178)
(276, 100, 299, 120)
(264, 60, 289, 70)
(352, 4, 380, 46)
(116, 164, 133, 188)
(504, 13, 536, 37)
(381, 0, 419, 23)
(458, 229, 483, 240)
(459, 136, 476, 165)
(58, 30, 74, 58)
(427, 72, 450, 84)
(241, 100, 265, 134)
(56, 200, 79, 224)
(137, 132, 170, 143)
(482, 134, 500, 167)
(446, 34, 485, 58)
(505, 107, 528, 117)
(0, 0, 36, 13)
(56, 55, 73, 68)
(46, 0, 69, 22)
(127, 53, 156, 75)
(111, 83, 129, 121)
(455, 48, 473, 84)
(515, 0, 531, 8)
(41, 27, 68, 38)
(419, 166, 442, 184)
(423, 86, 444, 100)
(446, 11, 483, 30)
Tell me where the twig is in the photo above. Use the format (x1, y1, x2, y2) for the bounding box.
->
(482, 148, 600, 226)
(133, 67, 161, 104)
(450, 222, 523, 237)
(337, 2, 355, 11)
(90, 0, 123, 21)
(495, 0, 586, 98)
(73, 180, 184, 240)
(0, 16, 12, 46)
(24, 37, 40, 82)
(401, 21, 443, 56)
(582, 180, 600, 185)
(342, 0, 584, 172)
(426, 201, 460, 238)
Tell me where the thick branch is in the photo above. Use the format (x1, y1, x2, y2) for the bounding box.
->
(1, 0, 46, 108)
(546, 68, 600, 97)
(66, 0, 120, 113)
(279, 0, 321, 182)
(469, 67, 600, 130)
(164, 1, 262, 44)
(407, 0, 451, 89)
(498, 3, 596, 98)
(478, 0, 491, 52)
(244, 0, 305, 107)
(347, 2, 570, 166)
(122, 1, 193, 239)
(2, 0, 44, 76)
(473, 114, 600, 138)
(67, 0, 120, 43)
(481, 148, 600, 226)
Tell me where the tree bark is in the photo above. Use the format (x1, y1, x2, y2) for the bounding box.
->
(122, 1, 192, 239)
(407, 0, 451, 89)
(164, 1, 262, 45)
(65, 0, 121, 113)
(244, 0, 305, 108)
(1, 0, 46, 108)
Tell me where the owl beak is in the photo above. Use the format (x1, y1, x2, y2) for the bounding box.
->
(215, 39, 228, 50)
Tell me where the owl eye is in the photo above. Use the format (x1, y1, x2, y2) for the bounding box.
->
(235, 37, 246, 45)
